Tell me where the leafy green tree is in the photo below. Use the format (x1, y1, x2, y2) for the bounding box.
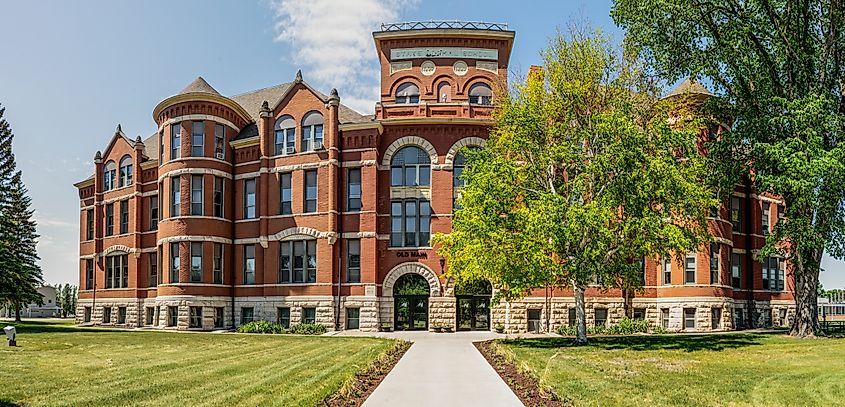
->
(55, 284, 77, 318)
(613, 0, 845, 337)
(433, 26, 715, 343)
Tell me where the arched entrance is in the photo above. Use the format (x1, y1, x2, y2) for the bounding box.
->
(455, 280, 492, 331)
(393, 273, 430, 331)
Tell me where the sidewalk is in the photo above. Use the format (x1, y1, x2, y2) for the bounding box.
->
(357, 331, 524, 407)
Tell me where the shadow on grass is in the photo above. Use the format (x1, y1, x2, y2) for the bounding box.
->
(3, 321, 116, 335)
(0, 399, 21, 407)
(504, 332, 779, 352)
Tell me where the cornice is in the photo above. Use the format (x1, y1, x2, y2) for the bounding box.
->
(152, 93, 252, 125)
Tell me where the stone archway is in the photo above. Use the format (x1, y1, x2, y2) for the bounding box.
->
(382, 262, 441, 297)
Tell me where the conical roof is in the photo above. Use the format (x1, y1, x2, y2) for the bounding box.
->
(178, 76, 220, 95)
(665, 78, 713, 98)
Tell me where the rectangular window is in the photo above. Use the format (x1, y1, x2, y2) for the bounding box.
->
(86, 209, 94, 240)
(170, 176, 181, 217)
(663, 257, 671, 285)
(119, 200, 129, 234)
(117, 307, 127, 324)
(191, 121, 204, 157)
(711, 307, 722, 329)
(244, 178, 256, 219)
(302, 307, 316, 324)
(241, 307, 254, 325)
(568, 308, 576, 327)
(243, 245, 255, 285)
(275, 127, 296, 155)
(279, 173, 292, 215)
(214, 124, 225, 160)
(594, 308, 608, 327)
(187, 175, 202, 216)
(347, 168, 361, 212)
(731, 253, 742, 288)
(763, 257, 784, 291)
(84, 306, 92, 323)
(148, 253, 157, 287)
(190, 242, 203, 282)
(213, 243, 223, 284)
(347, 239, 360, 283)
(710, 243, 720, 285)
(213, 176, 224, 217)
(189, 306, 202, 328)
(168, 306, 178, 327)
(684, 308, 696, 330)
(103, 307, 112, 324)
(160, 131, 164, 164)
(684, 253, 696, 284)
(105, 203, 114, 236)
(170, 123, 181, 159)
(633, 308, 645, 320)
(346, 308, 360, 330)
(279, 240, 317, 283)
(104, 254, 128, 289)
(304, 170, 317, 213)
(149, 196, 158, 231)
(527, 309, 542, 332)
(762, 203, 770, 235)
(735, 308, 745, 328)
(277, 307, 290, 328)
(170, 243, 180, 283)
(661, 308, 670, 329)
(85, 259, 94, 290)
(214, 307, 224, 328)
(390, 200, 431, 247)
(145, 307, 154, 325)
(730, 197, 742, 233)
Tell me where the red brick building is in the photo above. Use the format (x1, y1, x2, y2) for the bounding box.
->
(75, 22, 793, 332)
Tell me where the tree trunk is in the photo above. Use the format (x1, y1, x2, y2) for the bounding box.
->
(574, 283, 587, 344)
(791, 250, 821, 337)
(14, 302, 21, 322)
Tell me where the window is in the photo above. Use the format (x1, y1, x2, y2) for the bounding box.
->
(159, 131, 164, 163)
(304, 170, 317, 213)
(170, 243, 180, 283)
(346, 308, 360, 330)
(213, 243, 223, 284)
(279, 173, 292, 215)
(213, 176, 224, 217)
(661, 308, 670, 329)
(302, 307, 316, 324)
(777, 204, 785, 223)
(762, 203, 770, 235)
(390, 200, 431, 247)
(684, 308, 696, 330)
(279, 240, 317, 283)
(148, 253, 157, 288)
(730, 197, 742, 233)
(145, 307, 154, 325)
(684, 253, 696, 284)
(710, 243, 720, 284)
(105, 203, 114, 236)
(241, 307, 254, 325)
(763, 256, 784, 291)
(274, 116, 296, 155)
(437, 82, 451, 102)
(190, 242, 203, 282)
(170, 123, 181, 159)
(168, 306, 178, 327)
(189, 306, 202, 328)
(662, 257, 671, 285)
(103, 161, 116, 191)
(244, 179, 256, 219)
(568, 308, 576, 327)
(85, 259, 94, 290)
(119, 155, 133, 187)
(103, 307, 112, 324)
(214, 307, 224, 328)
(170, 176, 181, 217)
(731, 253, 742, 288)
(453, 151, 469, 209)
(390, 146, 431, 187)
(105, 254, 128, 289)
(527, 309, 542, 332)
(468, 83, 493, 105)
(149, 196, 158, 231)
(214, 124, 225, 159)
(86, 209, 94, 240)
(191, 121, 204, 157)
(301, 112, 324, 151)
(119, 200, 129, 234)
(243, 245, 255, 285)
(117, 307, 127, 324)
(347, 168, 361, 212)
(395, 82, 420, 104)
(191, 175, 203, 216)
(711, 307, 722, 329)
(633, 308, 646, 320)
(594, 308, 608, 327)
(779, 308, 787, 327)
(347, 239, 360, 283)
(277, 307, 290, 328)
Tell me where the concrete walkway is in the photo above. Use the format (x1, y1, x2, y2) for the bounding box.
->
(357, 331, 524, 407)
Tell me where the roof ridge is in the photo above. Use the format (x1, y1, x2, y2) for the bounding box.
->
(229, 81, 294, 98)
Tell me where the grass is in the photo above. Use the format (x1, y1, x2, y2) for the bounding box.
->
(499, 332, 845, 407)
(0, 320, 395, 407)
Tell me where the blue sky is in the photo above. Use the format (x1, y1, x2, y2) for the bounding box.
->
(1, 0, 843, 289)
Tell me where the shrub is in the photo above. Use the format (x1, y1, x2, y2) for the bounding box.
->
(288, 323, 327, 335)
(556, 317, 652, 336)
(237, 321, 285, 334)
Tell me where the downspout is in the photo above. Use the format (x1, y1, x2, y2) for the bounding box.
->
(333, 94, 343, 331)
(745, 178, 755, 328)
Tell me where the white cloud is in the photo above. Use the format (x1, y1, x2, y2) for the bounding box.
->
(270, 0, 420, 113)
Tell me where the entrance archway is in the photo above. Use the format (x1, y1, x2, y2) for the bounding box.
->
(455, 280, 492, 331)
(393, 273, 430, 331)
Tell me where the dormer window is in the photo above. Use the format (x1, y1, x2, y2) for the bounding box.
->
(395, 83, 420, 104)
(118, 155, 133, 187)
(274, 116, 296, 155)
(301, 112, 324, 152)
(103, 161, 116, 191)
(437, 82, 451, 102)
(469, 83, 493, 106)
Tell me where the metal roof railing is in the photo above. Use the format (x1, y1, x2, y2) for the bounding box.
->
(380, 21, 509, 32)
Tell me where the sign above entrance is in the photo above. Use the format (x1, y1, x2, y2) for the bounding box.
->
(390, 47, 498, 61)
(395, 250, 428, 259)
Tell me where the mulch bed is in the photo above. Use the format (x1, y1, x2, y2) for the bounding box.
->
(475, 340, 570, 407)
(323, 340, 412, 406)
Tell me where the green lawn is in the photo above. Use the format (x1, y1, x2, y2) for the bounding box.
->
(0, 320, 394, 406)
(499, 333, 845, 407)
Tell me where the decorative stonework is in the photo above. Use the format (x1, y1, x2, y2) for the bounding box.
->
(443, 137, 486, 167)
(380, 136, 439, 167)
(420, 61, 436, 76)
(382, 262, 441, 297)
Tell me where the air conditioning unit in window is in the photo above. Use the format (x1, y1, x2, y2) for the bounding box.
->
(314, 143, 325, 151)
(215, 152, 224, 160)
(286, 147, 296, 154)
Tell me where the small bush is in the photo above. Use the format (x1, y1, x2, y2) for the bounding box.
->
(237, 321, 285, 334)
(556, 317, 652, 336)
(288, 323, 327, 335)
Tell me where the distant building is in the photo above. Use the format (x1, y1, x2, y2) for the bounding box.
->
(0, 286, 61, 318)
(820, 291, 845, 321)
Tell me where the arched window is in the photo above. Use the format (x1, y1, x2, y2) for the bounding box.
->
(469, 83, 493, 106)
(274, 116, 295, 155)
(301, 112, 324, 152)
(103, 160, 117, 191)
(118, 155, 133, 187)
(395, 82, 420, 104)
(390, 146, 431, 187)
(437, 82, 451, 102)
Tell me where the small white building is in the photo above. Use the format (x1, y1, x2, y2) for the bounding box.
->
(0, 286, 62, 318)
